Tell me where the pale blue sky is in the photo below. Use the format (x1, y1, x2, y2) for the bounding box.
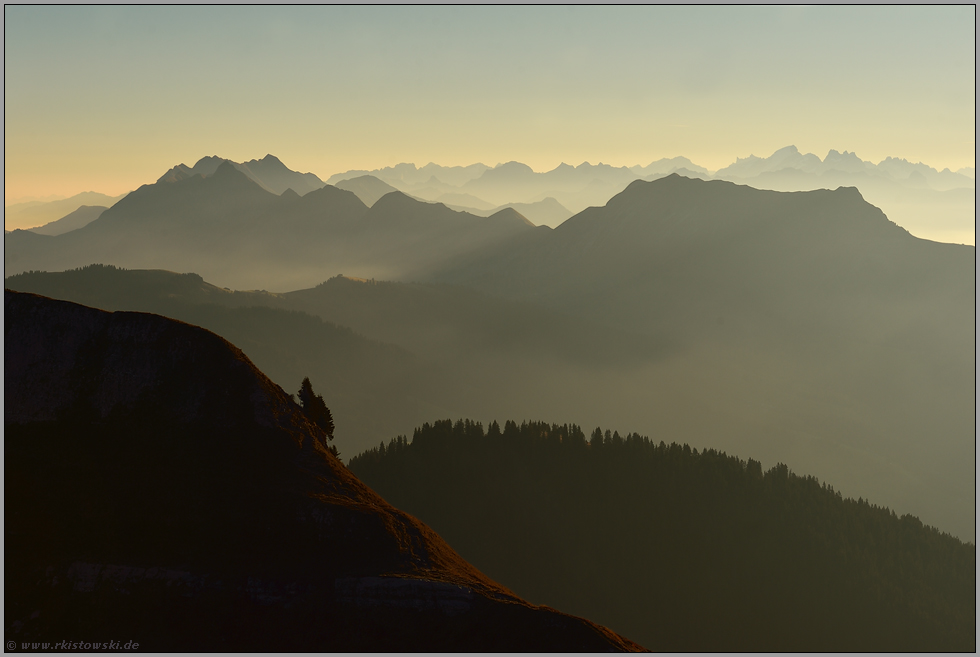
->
(5, 5, 975, 199)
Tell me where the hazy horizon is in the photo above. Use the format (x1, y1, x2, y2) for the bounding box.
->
(4, 6, 975, 201)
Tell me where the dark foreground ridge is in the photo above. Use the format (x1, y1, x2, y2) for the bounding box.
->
(4, 290, 645, 652)
(350, 419, 976, 652)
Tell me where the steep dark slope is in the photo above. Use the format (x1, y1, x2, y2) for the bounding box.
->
(4, 290, 644, 652)
(3, 266, 425, 455)
(350, 419, 976, 652)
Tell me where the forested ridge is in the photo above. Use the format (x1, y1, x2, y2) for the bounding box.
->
(350, 419, 975, 652)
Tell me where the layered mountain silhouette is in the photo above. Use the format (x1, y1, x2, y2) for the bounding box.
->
(327, 148, 974, 240)
(328, 160, 643, 218)
(4, 161, 535, 290)
(5, 290, 644, 652)
(349, 419, 975, 652)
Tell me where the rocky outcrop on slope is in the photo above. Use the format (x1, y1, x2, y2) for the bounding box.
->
(4, 290, 644, 652)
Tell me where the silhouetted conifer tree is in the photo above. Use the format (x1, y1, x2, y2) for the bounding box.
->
(298, 376, 337, 456)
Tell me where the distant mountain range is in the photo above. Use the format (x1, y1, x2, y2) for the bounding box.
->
(5, 160, 534, 290)
(329, 147, 973, 200)
(10, 147, 973, 242)
(327, 147, 974, 242)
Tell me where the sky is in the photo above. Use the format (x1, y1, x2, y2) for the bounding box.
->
(4, 5, 976, 202)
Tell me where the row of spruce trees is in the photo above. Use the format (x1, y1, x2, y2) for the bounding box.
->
(350, 418, 975, 652)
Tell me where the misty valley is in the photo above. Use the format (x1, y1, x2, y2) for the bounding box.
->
(4, 153, 975, 651)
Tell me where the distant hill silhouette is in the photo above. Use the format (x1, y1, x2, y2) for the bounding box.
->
(350, 418, 975, 652)
(5, 290, 644, 652)
(334, 174, 399, 207)
(29, 205, 106, 236)
(460, 160, 640, 212)
(4, 163, 535, 290)
(444, 197, 573, 228)
(4, 192, 126, 231)
(631, 155, 710, 177)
